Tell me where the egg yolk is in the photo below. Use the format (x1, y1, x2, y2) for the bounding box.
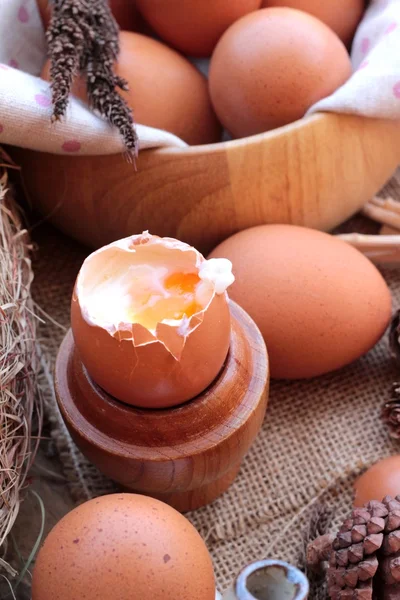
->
(127, 271, 203, 330)
(163, 272, 202, 319)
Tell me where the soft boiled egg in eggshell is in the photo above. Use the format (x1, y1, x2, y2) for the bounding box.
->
(71, 232, 235, 409)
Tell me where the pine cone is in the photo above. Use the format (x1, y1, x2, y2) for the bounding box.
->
(389, 310, 400, 368)
(383, 383, 400, 440)
(307, 496, 400, 600)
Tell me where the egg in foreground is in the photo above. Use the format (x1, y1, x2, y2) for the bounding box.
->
(32, 493, 216, 600)
(209, 225, 392, 380)
(354, 456, 400, 507)
(71, 231, 234, 408)
(209, 7, 352, 137)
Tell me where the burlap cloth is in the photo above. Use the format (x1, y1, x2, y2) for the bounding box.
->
(31, 174, 400, 595)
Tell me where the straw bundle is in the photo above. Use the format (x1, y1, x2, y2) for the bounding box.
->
(0, 148, 43, 577)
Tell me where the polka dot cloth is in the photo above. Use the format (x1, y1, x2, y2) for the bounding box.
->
(0, 0, 400, 155)
(0, 0, 186, 155)
(308, 0, 400, 119)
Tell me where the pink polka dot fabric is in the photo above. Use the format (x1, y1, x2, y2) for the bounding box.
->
(308, 0, 400, 120)
(0, 0, 400, 155)
(0, 0, 45, 75)
(61, 140, 82, 153)
(0, 0, 186, 155)
(17, 5, 30, 23)
(393, 81, 400, 99)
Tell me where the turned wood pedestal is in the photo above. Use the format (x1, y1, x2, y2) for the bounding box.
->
(55, 301, 269, 512)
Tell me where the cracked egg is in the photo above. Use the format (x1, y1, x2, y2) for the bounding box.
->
(71, 232, 234, 409)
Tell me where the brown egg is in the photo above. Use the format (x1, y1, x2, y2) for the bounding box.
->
(32, 493, 216, 600)
(71, 232, 234, 408)
(209, 225, 392, 380)
(36, 0, 51, 29)
(37, 0, 139, 31)
(209, 8, 352, 138)
(109, 0, 139, 31)
(354, 456, 400, 507)
(135, 0, 262, 57)
(261, 0, 365, 46)
(41, 31, 221, 146)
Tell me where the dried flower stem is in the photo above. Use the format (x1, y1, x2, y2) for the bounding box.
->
(300, 504, 335, 600)
(46, 0, 138, 155)
(0, 150, 43, 576)
(362, 196, 400, 231)
(336, 233, 400, 265)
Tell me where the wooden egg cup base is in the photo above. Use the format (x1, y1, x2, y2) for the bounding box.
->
(55, 301, 269, 513)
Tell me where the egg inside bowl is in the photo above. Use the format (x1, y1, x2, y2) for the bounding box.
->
(8, 0, 400, 253)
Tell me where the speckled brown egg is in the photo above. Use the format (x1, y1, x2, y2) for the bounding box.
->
(209, 7, 352, 137)
(135, 0, 262, 57)
(261, 0, 365, 46)
(32, 493, 216, 600)
(354, 456, 400, 507)
(41, 31, 222, 146)
(209, 225, 392, 380)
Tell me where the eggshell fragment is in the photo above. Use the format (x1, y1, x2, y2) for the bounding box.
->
(136, 0, 262, 57)
(209, 225, 392, 380)
(71, 232, 233, 408)
(41, 31, 222, 146)
(32, 493, 216, 600)
(354, 456, 400, 507)
(261, 0, 365, 46)
(209, 8, 352, 137)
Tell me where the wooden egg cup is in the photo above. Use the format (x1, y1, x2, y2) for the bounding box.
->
(55, 301, 269, 513)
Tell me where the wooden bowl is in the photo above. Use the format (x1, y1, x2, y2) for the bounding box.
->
(9, 113, 400, 254)
(55, 301, 269, 512)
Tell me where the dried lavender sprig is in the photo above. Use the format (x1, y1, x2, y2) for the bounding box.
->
(84, 0, 138, 156)
(0, 151, 43, 578)
(46, 0, 90, 120)
(86, 57, 139, 156)
(46, 0, 138, 155)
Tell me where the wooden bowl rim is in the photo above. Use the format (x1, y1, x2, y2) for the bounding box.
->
(146, 112, 370, 157)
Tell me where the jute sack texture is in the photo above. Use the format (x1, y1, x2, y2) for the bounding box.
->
(32, 176, 400, 594)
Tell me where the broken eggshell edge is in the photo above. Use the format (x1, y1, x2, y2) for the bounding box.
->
(75, 231, 234, 359)
(70, 231, 235, 408)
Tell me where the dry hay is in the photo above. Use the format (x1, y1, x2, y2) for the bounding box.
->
(0, 149, 43, 578)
